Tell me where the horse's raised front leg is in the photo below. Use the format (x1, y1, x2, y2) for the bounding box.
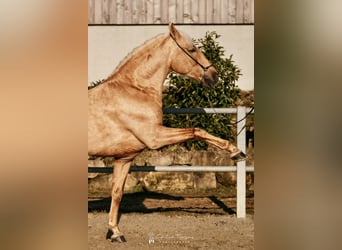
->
(137, 126, 246, 160)
(106, 159, 131, 243)
(194, 128, 246, 161)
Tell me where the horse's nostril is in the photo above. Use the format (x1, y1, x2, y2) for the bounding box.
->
(203, 72, 218, 88)
(213, 71, 219, 84)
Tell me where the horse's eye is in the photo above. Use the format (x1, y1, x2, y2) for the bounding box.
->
(188, 47, 196, 53)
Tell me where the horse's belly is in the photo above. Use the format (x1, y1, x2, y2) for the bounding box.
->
(88, 119, 145, 157)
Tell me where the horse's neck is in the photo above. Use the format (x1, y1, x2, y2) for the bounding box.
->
(107, 34, 171, 95)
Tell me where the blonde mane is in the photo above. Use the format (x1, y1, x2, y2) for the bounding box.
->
(105, 33, 168, 80)
(88, 29, 195, 89)
(106, 30, 194, 80)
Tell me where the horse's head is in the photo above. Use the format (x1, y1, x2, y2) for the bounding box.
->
(168, 23, 219, 88)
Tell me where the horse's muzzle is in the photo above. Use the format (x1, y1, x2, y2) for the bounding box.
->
(202, 70, 219, 88)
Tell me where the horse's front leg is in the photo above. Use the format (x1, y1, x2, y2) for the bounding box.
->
(106, 159, 131, 243)
(138, 126, 246, 160)
(193, 128, 246, 161)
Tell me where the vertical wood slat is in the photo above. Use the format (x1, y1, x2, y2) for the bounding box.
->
(228, 0, 236, 24)
(176, 0, 184, 23)
(116, 0, 124, 24)
(251, 0, 254, 23)
(124, 0, 132, 24)
(131, 0, 138, 24)
(88, 0, 254, 24)
(168, 0, 177, 23)
(154, 0, 161, 23)
(160, 0, 169, 23)
(220, 0, 229, 23)
(206, 0, 213, 23)
(138, 0, 146, 24)
(198, 0, 206, 23)
(88, 0, 95, 24)
(94, 0, 103, 24)
(146, 0, 154, 23)
(243, 0, 251, 23)
(191, 0, 199, 23)
(102, 0, 110, 24)
(108, 0, 117, 24)
(183, 0, 191, 23)
(212, 0, 221, 23)
(236, 0, 244, 23)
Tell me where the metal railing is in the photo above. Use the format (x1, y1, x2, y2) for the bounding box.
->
(88, 106, 254, 218)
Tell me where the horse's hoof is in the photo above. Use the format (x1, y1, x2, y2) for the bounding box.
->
(231, 151, 247, 161)
(106, 230, 126, 243)
(106, 229, 113, 240)
(111, 235, 126, 243)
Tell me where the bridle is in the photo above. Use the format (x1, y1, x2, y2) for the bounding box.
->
(169, 34, 214, 72)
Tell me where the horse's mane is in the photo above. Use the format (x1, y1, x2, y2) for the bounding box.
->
(88, 29, 193, 91)
(110, 33, 167, 76)
(110, 30, 192, 78)
(88, 79, 105, 90)
(88, 32, 166, 90)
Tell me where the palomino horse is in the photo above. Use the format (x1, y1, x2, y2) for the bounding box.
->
(88, 23, 246, 242)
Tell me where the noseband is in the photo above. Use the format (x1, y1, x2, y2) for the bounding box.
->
(170, 34, 214, 72)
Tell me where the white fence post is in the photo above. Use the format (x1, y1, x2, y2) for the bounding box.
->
(236, 106, 246, 218)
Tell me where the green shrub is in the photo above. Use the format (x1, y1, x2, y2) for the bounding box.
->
(162, 31, 242, 150)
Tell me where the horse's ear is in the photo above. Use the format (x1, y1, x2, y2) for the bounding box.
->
(169, 22, 178, 38)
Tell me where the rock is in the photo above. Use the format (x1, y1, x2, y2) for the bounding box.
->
(216, 172, 237, 187)
(146, 153, 174, 166)
(246, 173, 254, 191)
(141, 172, 194, 191)
(141, 172, 159, 190)
(124, 174, 139, 192)
(173, 151, 192, 165)
(88, 173, 112, 197)
(194, 173, 217, 189)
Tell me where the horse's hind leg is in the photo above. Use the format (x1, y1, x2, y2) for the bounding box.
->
(106, 159, 131, 243)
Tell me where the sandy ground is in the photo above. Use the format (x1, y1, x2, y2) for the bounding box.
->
(88, 213, 254, 250)
(88, 193, 254, 249)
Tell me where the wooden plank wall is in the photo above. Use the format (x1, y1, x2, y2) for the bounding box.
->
(88, 0, 254, 24)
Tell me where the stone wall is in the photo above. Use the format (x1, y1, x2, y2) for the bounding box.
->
(88, 145, 254, 197)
